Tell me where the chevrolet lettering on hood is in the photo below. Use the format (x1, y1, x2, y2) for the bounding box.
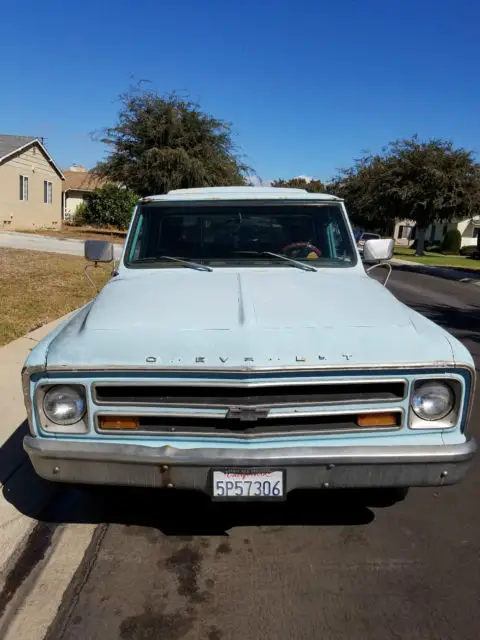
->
(22, 186, 476, 503)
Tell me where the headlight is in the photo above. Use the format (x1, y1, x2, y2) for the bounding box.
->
(411, 381, 454, 421)
(43, 385, 86, 425)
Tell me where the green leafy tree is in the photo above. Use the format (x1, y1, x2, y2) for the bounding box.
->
(95, 86, 250, 196)
(271, 177, 326, 193)
(332, 137, 480, 255)
(75, 184, 138, 230)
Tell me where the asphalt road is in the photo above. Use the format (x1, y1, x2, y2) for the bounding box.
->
(5, 268, 480, 640)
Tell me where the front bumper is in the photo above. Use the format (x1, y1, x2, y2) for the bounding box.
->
(24, 436, 477, 493)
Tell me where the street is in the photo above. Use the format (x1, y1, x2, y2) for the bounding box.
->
(1, 268, 479, 640)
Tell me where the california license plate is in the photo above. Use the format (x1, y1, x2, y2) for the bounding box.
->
(211, 469, 285, 500)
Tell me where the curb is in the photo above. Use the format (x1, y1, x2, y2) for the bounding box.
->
(0, 314, 72, 593)
(391, 260, 480, 287)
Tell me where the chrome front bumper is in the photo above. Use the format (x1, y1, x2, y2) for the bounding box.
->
(24, 436, 477, 493)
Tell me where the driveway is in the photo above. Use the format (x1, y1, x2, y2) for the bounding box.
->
(0, 232, 124, 260)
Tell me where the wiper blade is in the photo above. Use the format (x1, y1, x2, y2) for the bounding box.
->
(159, 256, 213, 272)
(261, 251, 317, 272)
(135, 256, 213, 272)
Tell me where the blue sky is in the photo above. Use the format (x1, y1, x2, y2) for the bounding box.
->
(1, 0, 479, 183)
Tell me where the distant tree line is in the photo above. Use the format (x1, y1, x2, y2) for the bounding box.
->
(273, 138, 480, 256)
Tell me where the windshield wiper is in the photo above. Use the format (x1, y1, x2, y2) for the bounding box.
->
(134, 256, 213, 272)
(261, 251, 317, 272)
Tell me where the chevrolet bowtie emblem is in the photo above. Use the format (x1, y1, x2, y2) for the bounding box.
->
(226, 407, 269, 421)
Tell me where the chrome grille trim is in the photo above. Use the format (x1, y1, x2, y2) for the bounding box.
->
(95, 409, 404, 438)
(92, 378, 408, 408)
(94, 407, 404, 438)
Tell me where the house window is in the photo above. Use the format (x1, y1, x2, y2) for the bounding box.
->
(44, 181, 53, 204)
(19, 175, 29, 201)
(398, 225, 412, 239)
(474, 228, 480, 239)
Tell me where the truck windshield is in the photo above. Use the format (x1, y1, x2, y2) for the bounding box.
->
(125, 201, 357, 268)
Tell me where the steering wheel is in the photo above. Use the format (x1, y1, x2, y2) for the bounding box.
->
(281, 242, 322, 258)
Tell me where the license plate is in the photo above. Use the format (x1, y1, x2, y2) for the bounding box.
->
(212, 469, 284, 500)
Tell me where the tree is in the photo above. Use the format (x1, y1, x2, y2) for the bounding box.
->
(271, 177, 326, 193)
(75, 184, 138, 230)
(328, 156, 395, 235)
(332, 137, 480, 255)
(95, 86, 250, 196)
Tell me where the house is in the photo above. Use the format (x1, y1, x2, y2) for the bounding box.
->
(0, 134, 64, 230)
(394, 217, 480, 249)
(63, 165, 105, 220)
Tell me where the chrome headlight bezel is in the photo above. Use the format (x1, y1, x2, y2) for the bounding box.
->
(409, 378, 461, 429)
(36, 384, 88, 434)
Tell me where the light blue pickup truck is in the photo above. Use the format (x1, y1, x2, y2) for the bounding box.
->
(22, 186, 476, 502)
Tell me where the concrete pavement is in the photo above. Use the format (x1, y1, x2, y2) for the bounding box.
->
(0, 316, 72, 580)
(0, 314, 97, 640)
(0, 232, 123, 260)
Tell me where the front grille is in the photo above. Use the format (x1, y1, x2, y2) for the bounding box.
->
(97, 411, 403, 437)
(93, 381, 406, 407)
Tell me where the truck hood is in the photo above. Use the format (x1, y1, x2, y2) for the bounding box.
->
(45, 269, 455, 370)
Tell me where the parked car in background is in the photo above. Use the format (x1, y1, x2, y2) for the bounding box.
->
(357, 231, 381, 254)
(22, 186, 476, 504)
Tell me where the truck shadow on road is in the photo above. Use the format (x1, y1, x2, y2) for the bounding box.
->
(1, 421, 58, 519)
(2, 424, 408, 535)
(2, 426, 408, 536)
(40, 485, 387, 535)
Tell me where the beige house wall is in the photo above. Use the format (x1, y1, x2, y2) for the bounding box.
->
(0, 144, 63, 230)
(64, 190, 87, 219)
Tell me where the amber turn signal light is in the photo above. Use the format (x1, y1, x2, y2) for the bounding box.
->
(99, 416, 139, 430)
(357, 413, 397, 427)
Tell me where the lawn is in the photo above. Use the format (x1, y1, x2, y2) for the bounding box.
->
(0, 248, 111, 346)
(394, 247, 480, 270)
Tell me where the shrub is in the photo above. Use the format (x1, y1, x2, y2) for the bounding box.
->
(75, 184, 138, 230)
(442, 229, 461, 254)
(72, 201, 89, 226)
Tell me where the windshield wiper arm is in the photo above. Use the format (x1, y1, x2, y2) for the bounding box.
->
(159, 256, 213, 272)
(134, 256, 213, 271)
(261, 251, 317, 272)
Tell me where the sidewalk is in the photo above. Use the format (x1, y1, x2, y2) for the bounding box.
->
(391, 258, 480, 287)
(0, 314, 71, 578)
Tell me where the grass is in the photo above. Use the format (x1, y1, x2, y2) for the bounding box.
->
(394, 247, 480, 270)
(14, 225, 126, 245)
(0, 248, 111, 346)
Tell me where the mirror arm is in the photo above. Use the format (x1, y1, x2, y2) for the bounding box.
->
(84, 262, 100, 293)
(366, 261, 392, 287)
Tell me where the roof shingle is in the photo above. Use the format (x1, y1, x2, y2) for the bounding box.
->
(63, 170, 106, 192)
(0, 134, 36, 160)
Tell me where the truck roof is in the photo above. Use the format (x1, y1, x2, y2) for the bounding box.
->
(139, 186, 342, 202)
